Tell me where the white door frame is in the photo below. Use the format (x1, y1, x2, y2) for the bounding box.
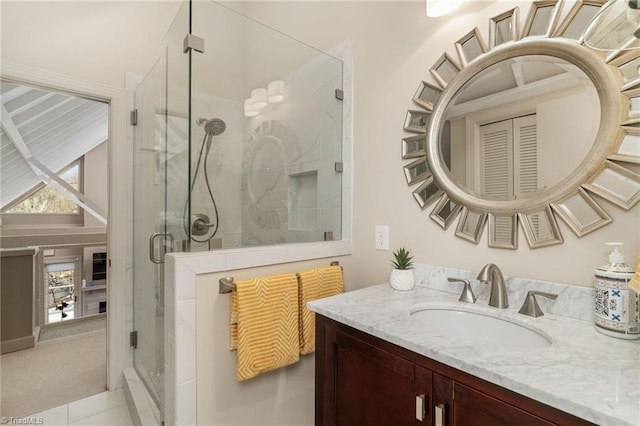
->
(0, 61, 130, 390)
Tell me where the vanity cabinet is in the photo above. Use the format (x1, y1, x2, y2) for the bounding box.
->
(315, 315, 593, 426)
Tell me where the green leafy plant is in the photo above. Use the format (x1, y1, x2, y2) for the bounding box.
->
(391, 247, 414, 270)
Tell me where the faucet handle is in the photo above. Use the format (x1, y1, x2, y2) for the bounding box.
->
(518, 291, 558, 317)
(447, 277, 477, 304)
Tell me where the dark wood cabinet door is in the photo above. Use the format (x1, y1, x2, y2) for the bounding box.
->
(333, 329, 427, 426)
(433, 373, 454, 426)
(452, 382, 555, 426)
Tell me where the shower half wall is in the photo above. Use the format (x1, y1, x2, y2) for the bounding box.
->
(130, 1, 346, 423)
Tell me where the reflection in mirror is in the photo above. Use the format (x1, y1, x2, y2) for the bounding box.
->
(439, 55, 600, 201)
(583, 161, 640, 210)
(456, 28, 487, 66)
(413, 82, 442, 110)
(490, 8, 519, 48)
(455, 208, 487, 244)
(404, 158, 430, 185)
(523, 2, 560, 38)
(609, 127, 640, 164)
(431, 54, 461, 88)
(519, 207, 563, 248)
(430, 194, 462, 230)
(551, 188, 611, 237)
(554, 2, 602, 40)
(402, 135, 426, 159)
(413, 177, 443, 210)
(404, 110, 430, 134)
(488, 214, 518, 249)
(624, 88, 640, 123)
(615, 54, 640, 88)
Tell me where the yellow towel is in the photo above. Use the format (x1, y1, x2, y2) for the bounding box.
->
(230, 290, 238, 350)
(230, 273, 300, 381)
(296, 265, 344, 354)
(629, 254, 640, 294)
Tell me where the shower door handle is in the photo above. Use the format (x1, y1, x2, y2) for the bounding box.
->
(149, 232, 175, 264)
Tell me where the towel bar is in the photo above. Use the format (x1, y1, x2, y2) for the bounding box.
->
(219, 276, 236, 294)
(218, 261, 341, 294)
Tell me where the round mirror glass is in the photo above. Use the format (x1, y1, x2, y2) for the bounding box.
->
(439, 54, 600, 201)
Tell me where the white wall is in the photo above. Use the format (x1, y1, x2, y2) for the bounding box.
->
(537, 88, 600, 189)
(84, 142, 109, 227)
(0, 1, 183, 88)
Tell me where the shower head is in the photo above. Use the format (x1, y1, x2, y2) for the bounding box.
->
(203, 118, 226, 136)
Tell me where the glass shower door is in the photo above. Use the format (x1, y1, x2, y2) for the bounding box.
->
(132, 57, 168, 414)
(131, 2, 190, 419)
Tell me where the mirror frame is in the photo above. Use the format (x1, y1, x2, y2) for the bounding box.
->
(403, 0, 640, 249)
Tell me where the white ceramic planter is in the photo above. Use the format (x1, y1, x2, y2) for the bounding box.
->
(390, 268, 415, 291)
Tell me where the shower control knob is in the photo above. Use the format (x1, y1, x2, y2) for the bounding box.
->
(191, 213, 214, 236)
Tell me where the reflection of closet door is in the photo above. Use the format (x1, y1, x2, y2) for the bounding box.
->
(479, 114, 538, 200)
(479, 118, 513, 199)
(513, 114, 538, 196)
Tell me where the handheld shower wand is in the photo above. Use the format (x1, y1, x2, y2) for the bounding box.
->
(184, 118, 226, 244)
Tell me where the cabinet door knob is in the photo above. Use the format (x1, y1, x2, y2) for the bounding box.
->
(435, 403, 446, 426)
(415, 394, 426, 421)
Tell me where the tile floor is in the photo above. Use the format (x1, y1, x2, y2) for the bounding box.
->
(6, 390, 133, 425)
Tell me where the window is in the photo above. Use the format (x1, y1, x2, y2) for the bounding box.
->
(6, 162, 81, 214)
(1, 160, 84, 226)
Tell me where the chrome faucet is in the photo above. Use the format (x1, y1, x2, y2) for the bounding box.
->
(477, 263, 508, 308)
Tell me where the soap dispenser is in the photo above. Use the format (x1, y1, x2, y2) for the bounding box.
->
(594, 242, 640, 339)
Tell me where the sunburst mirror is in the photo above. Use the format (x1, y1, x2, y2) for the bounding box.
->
(403, 0, 640, 249)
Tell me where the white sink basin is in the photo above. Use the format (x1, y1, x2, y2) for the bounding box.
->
(410, 308, 551, 350)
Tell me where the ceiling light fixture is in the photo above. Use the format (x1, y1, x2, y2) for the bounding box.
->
(426, 0, 464, 18)
(244, 98, 259, 117)
(251, 88, 268, 109)
(267, 80, 285, 103)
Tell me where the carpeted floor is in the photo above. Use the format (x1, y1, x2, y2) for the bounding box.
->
(0, 329, 107, 418)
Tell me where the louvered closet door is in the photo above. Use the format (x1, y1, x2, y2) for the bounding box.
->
(479, 115, 538, 200)
(480, 115, 539, 238)
(513, 114, 538, 195)
(513, 115, 541, 234)
(479, 119, 513, 199)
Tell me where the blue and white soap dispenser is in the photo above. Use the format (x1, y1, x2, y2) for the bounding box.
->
(594, 242, 640, 339)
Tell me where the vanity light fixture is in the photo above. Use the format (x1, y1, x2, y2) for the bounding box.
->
(244, 98, 259, 117)
(251, 88, 268, 109)
(245, 81, 286, 117)
(584, 0, 640, 51)
(267, 80, 285, 103)
(426, 0, 464, 17)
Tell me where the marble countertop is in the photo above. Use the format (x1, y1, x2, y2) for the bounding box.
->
(308, 284, 640, 426)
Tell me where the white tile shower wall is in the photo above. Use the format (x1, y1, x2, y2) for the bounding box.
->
(186, 64, 342, 250)
(189, 93, 244, 249)
(240, 47, 344, 246)
(413, 263, 594, 322)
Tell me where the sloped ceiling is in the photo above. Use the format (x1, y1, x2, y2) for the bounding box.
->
(0, 81, 108, 209)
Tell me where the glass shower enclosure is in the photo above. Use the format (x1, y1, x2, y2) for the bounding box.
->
(131, 0, 343, 420)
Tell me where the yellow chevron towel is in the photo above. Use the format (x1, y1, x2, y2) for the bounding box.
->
(297, 265, 344, 354)
(629, 254, 640, 294)
(230, 273, 300, 381)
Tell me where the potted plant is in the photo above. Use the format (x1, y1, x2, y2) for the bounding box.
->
(390, 247, 415, 291)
